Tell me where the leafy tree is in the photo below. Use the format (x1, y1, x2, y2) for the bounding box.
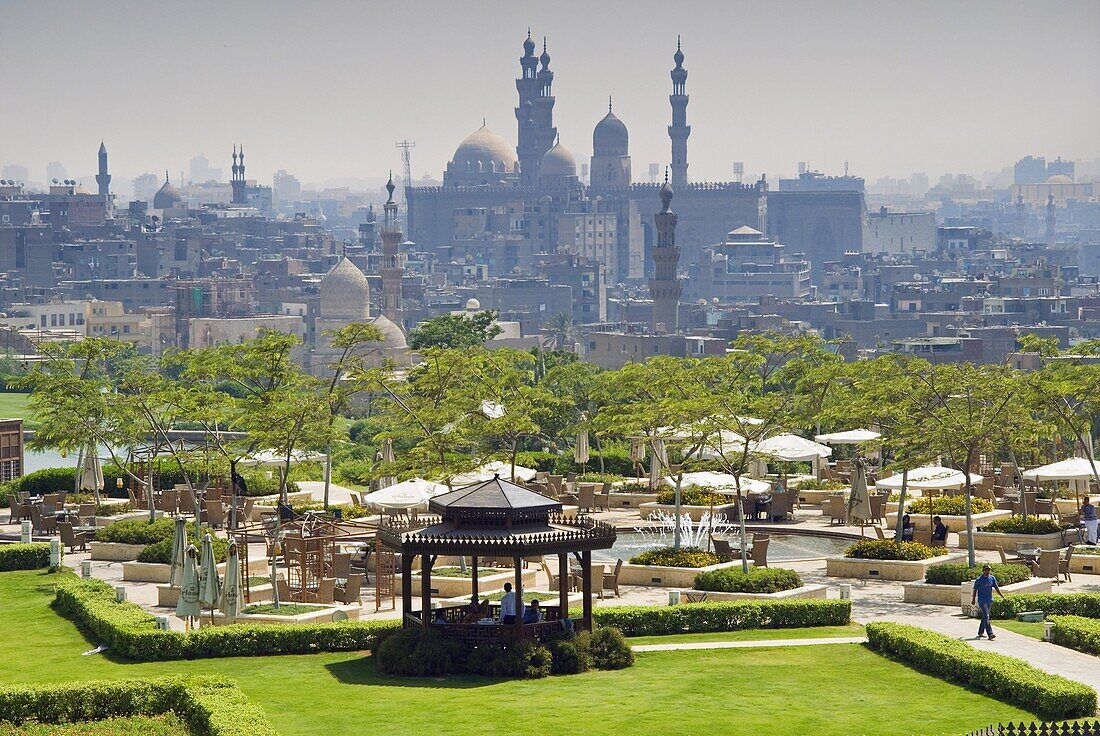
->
(407, 311, 503, 350)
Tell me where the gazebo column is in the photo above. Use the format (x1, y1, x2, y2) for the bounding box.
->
(557, 552, 569, 621)
(513, 555, 524, 638)
(400, 553, 413, 626)
(581, 550, 593, 630)
(420, 554, 434, 628)
(471, 556, 479, 603)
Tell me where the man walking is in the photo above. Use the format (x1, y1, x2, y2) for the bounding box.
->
(970, 564, 1007, 640)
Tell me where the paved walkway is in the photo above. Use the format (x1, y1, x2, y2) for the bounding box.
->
(633, 637, 866, 652)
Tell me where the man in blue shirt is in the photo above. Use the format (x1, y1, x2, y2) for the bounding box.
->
(970, 564, 1007, 640)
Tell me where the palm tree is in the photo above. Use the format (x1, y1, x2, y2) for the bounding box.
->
(545, 313, 577, 351)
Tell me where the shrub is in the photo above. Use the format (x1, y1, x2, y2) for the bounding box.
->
(693, 567, 802, 593)
(290, 501, 372, 520)
(865, 622, 1095, 719)
(844, 539, 944, 561)
(592, 599, 851, 637)
(0, 543, 51, 571)
(375, 627, 465, 676)
(990, 593, 1100, 620)
(905, 496, 994, 515)
(629, 546, 719, 567)
(795, 479, 848, 491)
(1074, 545, 1100, 555)
(980, 516, 1062, 534)
(588, 627, 634, 670)
(1049, 615, 1100, 656)
(560, 449, 636, 477)
(547, 631, 591, 674)
(0, 677, 276, 736)
(53, 575, 399, 661)
(94, 518, 176, 545)
(924, 563, 1031, 586)
(136, 534, 228, 565)
(512, 451, 560, 473)
(655, 487, 734, 506)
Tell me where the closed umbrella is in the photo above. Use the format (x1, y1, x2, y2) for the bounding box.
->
(649, 438, 668, 490)
(168, 516, 188, 588)
(629, 437, 646, 463)
(574, 431, 590, 470)
(79, 444, 104, 504)
(198, 533, 221, 625)
(847, 459, 873, 528)
(379, 439, 396, 489)
(175, 544, 200, 629)
(220, 539, 242, 623)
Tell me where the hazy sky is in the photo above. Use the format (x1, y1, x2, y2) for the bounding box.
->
(1, 0, 1097, 188)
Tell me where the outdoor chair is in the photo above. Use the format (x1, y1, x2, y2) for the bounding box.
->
(601, 559, 623, 598)
(750, 535, 769, 568)
(156, 490, 179, 515)
(77, 503, 97, 525)
(58, 522, 87, 553)
(711, 537, 735, 562)
(577, 484, 595, 513)
(541, 558, 560, 590)
(740, 496, 756, 523)
(595, 482, 612, 511)
(332, 552, 352, 582)
(316, 577, 336, 604)
(1020, 491, 1039, 517)
(1034, 498, 1055, 519)
(547, 476, 564, 497)
(826, 495, 847, 526)
(973, 484, 997, 502)
(996, 545, 1025, 565)
(8, 499, 29, 524)
(913, 527, 933, 547)
(1030, 549, 1061, 582)
(43, 493, 60, 509)
(769, 492, 793, 522)
(683, 591, 709, 603)
(335, 573, 364, 604)
(565, 472, 577, 484)
(869, 494, 886, 525)
(204, 500, 225, 529)
(535, 471, 550, 483)
(873, 526, 886, 540)
(276, 577, 291, 602)
(1060, 546, 1074, 583)
(30, 505, 56, 535)
(349, 492, 362, 507)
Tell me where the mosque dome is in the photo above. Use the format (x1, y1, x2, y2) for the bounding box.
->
(539, 140, 577, 180)
(1046, 174, 1073, 184)
(593, 108, 628, 157)
(450, 124, 518, 175)
(370, 313, 408, 351)
(320, 257, 370, 321)
(153, 176, 182, 210)
(465, 298, 481, 311)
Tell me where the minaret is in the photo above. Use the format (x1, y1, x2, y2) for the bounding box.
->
(1016, 194, 1027, 239)
(380, 173, 405, 329)
(1045, 194, 1056, 246)
(649, 172, 682, 333)
(533, 38, 558, 168)
(231, 145, 247, 205)
(515, 30, 541, 185)
(668, 37, 690, 189)
(95, 142, 111, 196)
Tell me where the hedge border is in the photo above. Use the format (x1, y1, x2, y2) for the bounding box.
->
(0, 543, 52, 572)
(1050, 615, 1100, 657)
(591, 599, 851, 637)
(866, 622, 1096, 720)
(991, 593, 1100, 620)
(53, 574, 399, 662)
(0, 677, 275, 736)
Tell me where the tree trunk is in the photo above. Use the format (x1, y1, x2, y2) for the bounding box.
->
(895, 467, 909, 540)
(735, 474, 750, 573)
(963, 450, 976, 568)
(673, 469, 683, 551)
(322, 440, 333, 511)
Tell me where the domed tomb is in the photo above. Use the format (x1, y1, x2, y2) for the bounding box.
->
(320, 257, 370, 321)
(444, 124, 519, 185)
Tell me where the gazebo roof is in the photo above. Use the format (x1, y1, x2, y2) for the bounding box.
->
(429, 476, 561, 520)
(378, 514, 617, 557)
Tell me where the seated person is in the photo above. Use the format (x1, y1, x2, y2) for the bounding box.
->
(460, 597, 488, 623)
(932, 516, 949, 543)
(896, 514, 915, 542)
(434, 609, 447, 625)
(522, 599, 542, 624)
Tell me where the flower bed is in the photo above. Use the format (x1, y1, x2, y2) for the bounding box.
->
(924, 563, 1031, 586)
(981, 516, 1062, 535)
(630, 546, 719, 568)
(905, 497, 995, 515)
(620, 547, 743, 588)
(94, 518, 175, 545)
(0, 543, 51, 571)
(592, 599, 851, 636)
(844, 540, 943, 561)
(828, 540, 959, 581)
(885, 509, 1011, 532)
(865, 622, 1095, 720)
(958, 525, 1067, 553)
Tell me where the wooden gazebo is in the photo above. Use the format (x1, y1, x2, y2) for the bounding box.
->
(378, 475, 616, 643)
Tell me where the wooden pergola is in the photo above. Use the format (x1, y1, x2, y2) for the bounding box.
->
(378, 476, 616, 643)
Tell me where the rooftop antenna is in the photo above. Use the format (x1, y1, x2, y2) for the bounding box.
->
(395, 139, 416, 208)
(844, 160, 849, 177)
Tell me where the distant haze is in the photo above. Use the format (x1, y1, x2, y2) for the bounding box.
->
(1, 0, 1097, 187)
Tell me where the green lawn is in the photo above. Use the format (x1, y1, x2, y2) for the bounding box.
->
(0, 392, 32, 426)
(996, 619, 1047, 640)
(0, 570, 1037, 735)
(626, 623, 866, 646)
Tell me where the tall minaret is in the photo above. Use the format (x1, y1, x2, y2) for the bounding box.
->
(533, 38, 558, 169)
(1016, 194, 1027, 239)
(649, 172, 682, 334)
(95, 142, 111, 196)
(668, 37, 690, 189)
(1045, 194, 1056, 246)
(231, 145, 247, 205)
(515, 30, 541, 185)
(380, 173, 405, 329)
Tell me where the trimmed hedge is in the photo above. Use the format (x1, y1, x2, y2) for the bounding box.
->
(136, 535, 228, 565)
(693, 567, 803, 594)
(0, 543, 52, 571)
(628, 546, 719, 567)
(980, 516, 1062, 534)
(991, 593, 1100, 620)
(94, 518, 176, 545)
(53, 575, 399, 661)
(925, 563, 1031, 586)
(844, 539, 945, 561)
(795, 479, 848, 491)
(592, 599, 851, 637)
(0, 677, 275, 736)
(865, 622, 1095, 720)
(906, 496, 994, 515)
(1050, 615, 1100, 656)
(655, 487, 734, 506)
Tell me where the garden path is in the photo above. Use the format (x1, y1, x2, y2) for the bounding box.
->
(632, 636, 866, 652)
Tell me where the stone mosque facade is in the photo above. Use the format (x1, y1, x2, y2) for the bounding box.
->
(406, 33, 862, 293)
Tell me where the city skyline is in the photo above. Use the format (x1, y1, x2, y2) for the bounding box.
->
(0, 0, 1098, 189)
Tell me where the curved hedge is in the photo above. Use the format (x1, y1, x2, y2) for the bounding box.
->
(94, 518, 176, 545)
(924, 563, 1031, 586)
(592, 599, 851, 637)
(693, 567, 802, 594)
(844, 539, 945, 561)
(980, 516, 1062, 535)
(629, 546, 719, 567)
(991, 593, 1100, 620)
(655, 487, 735, 506)
(866, 622, 1095, 720)
(906, 496, 994, 515)
(1049, 615, 1100, 657)
(0, 543, 52, 571)
(53, 575, 399, 661)
(0, 677, 275, 736)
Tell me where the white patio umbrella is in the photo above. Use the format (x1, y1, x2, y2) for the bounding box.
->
(846, 459, 873, 527)
(574, 432, 590, 465)
(452, 461, 538, 485)
(361, 478, 449, 510)
(175, 544, 200, 629)
(753, 434, 833, 462)
(875, 466, 980, 491)
(667, 471, 772, 496)
(697, 430, 749, 461)
(168, 516, 188, 588)
(78, 444, 104, 503)
(241, 449, 328, 467)
(814, 429, 883, 445)
(220, 539, 242, 624)
(379, 439, 396, 489)
(198, 533, 221, 625)
(1022, 457, 1100, 516)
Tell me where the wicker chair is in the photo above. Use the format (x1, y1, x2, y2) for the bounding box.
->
(997, 545, 1025, 564)
(1060, 546, 1074, 583)
(711, 537, 735, 562)
(750, 535, 770, 568)
(826, 496, 847, 526)
(204, 500, 225, 529)
(869, 494, 886, 525)
(1028, 549, 1061, 582)
(335, 573, 364, 604)
(601, 559, 623, 598)
(540, 558, 561, 590)
(316, 577, 337, 604)
(577, 484, 596, 513)
(58, 522, 87, 553)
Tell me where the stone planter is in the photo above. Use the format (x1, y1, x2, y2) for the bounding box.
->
(205, 603, 361, 626)
(957, 530, 1066, 553)
(902, 577, 1055, 606)
(797, 489, 849, 507)
(89, 541, 147, 562)
(682, 584, 828, 602)
(123, 557, 264, 583)
(607, 492, 659, 509)
(1069, 553, 1100, 575)
(400, 567, 538, 599)
(826, 552, 966, 582)
(619, 559, 748, 588)
(885, 510, 1011, 532)
(638, 502, 738, 523)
